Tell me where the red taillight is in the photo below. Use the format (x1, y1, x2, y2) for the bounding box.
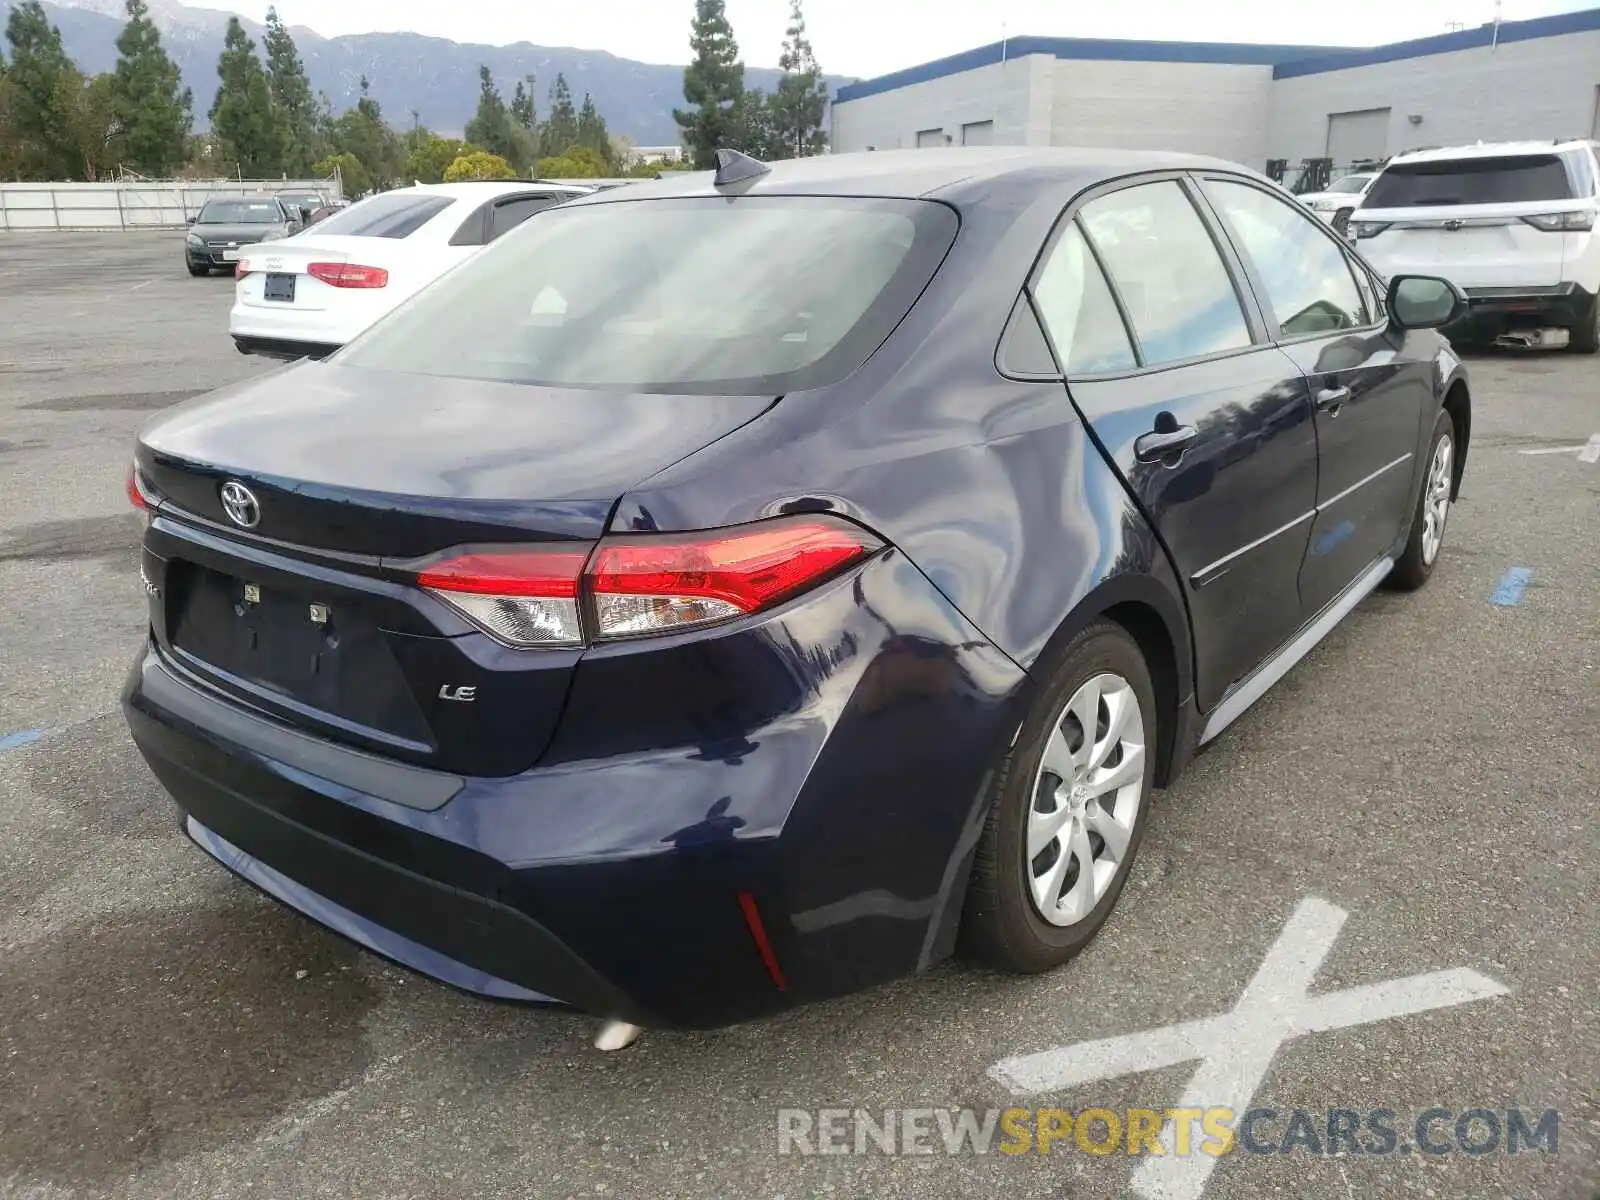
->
(235, 261, 250, 279)
(587, 518, 877, 639)
(414, 517, 878, 648)
(309, 262, 389, 289)
(127, 464, 153, 512)
(418, 548, 588, 647)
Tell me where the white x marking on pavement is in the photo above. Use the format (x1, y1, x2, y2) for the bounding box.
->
(988, 897, 1509, 1200)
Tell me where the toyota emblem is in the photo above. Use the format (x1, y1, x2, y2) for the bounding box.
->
(220, 481, 261, 529)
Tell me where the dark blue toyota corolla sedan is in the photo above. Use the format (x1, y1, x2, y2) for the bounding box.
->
(123, 148, 1471, 1035)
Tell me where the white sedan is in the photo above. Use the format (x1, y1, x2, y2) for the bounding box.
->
(230, 181, 591, 360)
(1297, 172, 1377, 232)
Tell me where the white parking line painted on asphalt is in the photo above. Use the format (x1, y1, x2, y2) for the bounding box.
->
(1579, 434, 1600, 465)
(989, 897, 1509, 1200)
(1518, 444, 1591, 456)
(129, 279, 157, 291)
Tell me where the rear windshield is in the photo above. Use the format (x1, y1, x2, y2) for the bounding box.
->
(312, 192, 454, 238)
(337, 196, 960, 395)
(1364, 156, 1574, 207)
(198, 199, 282, 224)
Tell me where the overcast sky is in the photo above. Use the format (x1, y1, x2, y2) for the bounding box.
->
(185, 0, 1595, 78)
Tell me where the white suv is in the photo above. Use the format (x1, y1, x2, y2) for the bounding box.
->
(1352, 140, 1600, 352)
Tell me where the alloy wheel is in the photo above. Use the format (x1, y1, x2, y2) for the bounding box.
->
(1421, 434, 1453, 566)
(1026, 673, 1147, 927)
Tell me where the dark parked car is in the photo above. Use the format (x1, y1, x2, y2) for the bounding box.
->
(185, 196, 301, 276)
(274, 190, 328, 222)
(125, 148, 1471, 1035)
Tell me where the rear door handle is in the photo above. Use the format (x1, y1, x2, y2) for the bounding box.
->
(1134, 424, 1199, 464)
(1315, 386, 1352, 415)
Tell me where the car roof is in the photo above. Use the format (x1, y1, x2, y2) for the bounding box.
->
(401, 181, 593, 201)
(1386, 140, 1592, 165)
(561, 147, 1258, 208)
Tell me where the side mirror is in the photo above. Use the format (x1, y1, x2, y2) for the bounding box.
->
(1387, 275, 1466, 330)
(186, 216, 196, 226)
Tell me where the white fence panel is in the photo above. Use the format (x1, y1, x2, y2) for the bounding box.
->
(0, 179, 341, 232)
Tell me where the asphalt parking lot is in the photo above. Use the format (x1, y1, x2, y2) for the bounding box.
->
(1, 230, 1596, 1200)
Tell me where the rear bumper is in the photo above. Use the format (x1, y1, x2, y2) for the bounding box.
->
(124, 550, 1028, 1028)
(233, 334, 341, 360)
(1457, 282, 1594, 328)
(229, 301, 376, 359)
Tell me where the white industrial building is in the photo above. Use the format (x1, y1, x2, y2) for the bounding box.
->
(831, 8, 1600, 178)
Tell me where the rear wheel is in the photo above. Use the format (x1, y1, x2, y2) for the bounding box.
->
(960, 621, 1156, 973)
(1387, 409, 1454, 591)
(1568, 294, 1599, 354)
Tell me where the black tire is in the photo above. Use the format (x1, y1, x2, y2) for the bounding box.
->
(1387, 408, 1454, 591)
(960, 621, 1158, 974)
(1568, 294, 1599, 354)
(186, 261, 209, 277)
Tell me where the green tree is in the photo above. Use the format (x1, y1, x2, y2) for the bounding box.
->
(263, 6, 318, 175)
(325, 77, 401, 191)
(312, 149, 368, 196)
(56, 67, 121, 180)
(510, 74, 535, 128)
(536, 145, 608, 179)
(110, 0, 190, 177)
(673, 0, 744, 170)
(574, 92, 612, 164)
(403, 131, 466, 183)
(0, 54, 16, 178)
(3, 1, 79, 179)
(443, 148, 515, 181)
(772, 0, 828, 158)
(539, 71, 578, 157)
(734, 88, 783, 160)
(209, 17, 283, 176)
(464, 65, 512, 159)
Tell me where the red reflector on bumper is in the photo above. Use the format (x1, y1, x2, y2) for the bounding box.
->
(738, 890, 787, 992)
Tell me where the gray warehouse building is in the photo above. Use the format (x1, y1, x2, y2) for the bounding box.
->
(831, 8, 1600, 180)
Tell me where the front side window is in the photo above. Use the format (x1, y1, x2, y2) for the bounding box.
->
(1029, 224, 1136, 375)
(338, 196, 959, 394)
(1078, 181, 1253, 367)
(1204, 180, 1369, 338)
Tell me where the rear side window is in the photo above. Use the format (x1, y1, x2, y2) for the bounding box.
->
(338, 196, 959, 395)
(1078, 181, 1252, 367)
(489, 194, 566, 241)
(1030, 224, 1136, 374)
(1364, 156, 1575, 207)
(312, 193, 454, 238)
(1204, 180, 1369, 337)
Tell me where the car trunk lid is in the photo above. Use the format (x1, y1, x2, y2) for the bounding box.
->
(1356, 200, 1577, 289)
(136, 362, 776, 775)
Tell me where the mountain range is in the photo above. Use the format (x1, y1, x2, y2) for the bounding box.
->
(0, 0, 853, 144)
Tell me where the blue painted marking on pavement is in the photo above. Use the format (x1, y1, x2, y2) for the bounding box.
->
(0, 730, 42, 752)
(1490, 567, 1533, 607)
